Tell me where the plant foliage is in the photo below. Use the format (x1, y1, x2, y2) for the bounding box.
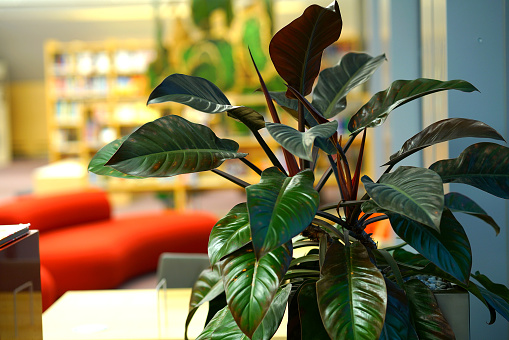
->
(89, 1, 509, 339)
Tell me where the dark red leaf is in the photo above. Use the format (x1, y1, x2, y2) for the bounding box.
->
(269, 2, 342, 98)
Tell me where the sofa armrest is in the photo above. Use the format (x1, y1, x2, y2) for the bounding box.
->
(0, 188, 111, 233)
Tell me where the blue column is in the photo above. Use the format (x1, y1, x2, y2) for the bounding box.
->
(364, 0, 422, 176)
(446, 1, 509, 338)
(388, 0, 422, 167)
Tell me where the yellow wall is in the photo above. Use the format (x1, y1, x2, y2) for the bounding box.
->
(9, 80, 48, 158)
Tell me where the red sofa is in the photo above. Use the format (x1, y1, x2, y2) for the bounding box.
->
(0, 188, 217, 310)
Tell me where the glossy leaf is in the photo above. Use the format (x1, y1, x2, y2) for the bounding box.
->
(246, 167, 319, 259)
(186, 264, 224, 339)
(444, 192, 500, 235)
(269, 2, 342, 97)
(298, 281, 330, 339)
(391, 248, 431, 270)
(472, 271, 509, 321)
(208, 203, 252, 267)
(387, 210, 472, 284)
(430, 142, 509, 199)
(386, 118, 505, 166)
(147, 73, 236, 113)
(313, 52, 386, 118)
(362, 167, 444, 230)
(195, 306, 249, 340)
(348, 78, 478, 134)
(106, 115, 247, 177)
(88, 136, 141, 179)
(316, 241, 387, 340)
(269, 91, 315, 126)
(197, 284, 291, 340)
(477, 286, 509, 322)
(385, 250, 497, 324)
(266, 121, 338, 161)
(189, 264, 223, 311)
(227, 106, 265, 131)
(251, 284, 292, 340)
(221, 242, 292, 338)
(404, 279, 455, 340)
(206, 293, 227, 330)
(380, 279, 418, 340)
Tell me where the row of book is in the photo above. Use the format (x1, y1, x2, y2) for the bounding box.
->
(52, 49, 155, 76)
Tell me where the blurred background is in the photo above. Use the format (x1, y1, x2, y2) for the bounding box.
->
(0, 1, 507, 338)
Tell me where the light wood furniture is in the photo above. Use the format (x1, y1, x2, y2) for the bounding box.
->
(42, 289, 286, 340)
(0, 231, 43, 340)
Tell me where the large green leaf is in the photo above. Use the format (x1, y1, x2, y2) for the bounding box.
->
(105, 115, 247, 177)
(251, 284, 292, 340)
(348, 79, 478, 134)
(379, 279, 418, 340)
(444, 192, 500, 235)
(227, 107, 266, 131)
(208, 203, 252, 267)
(195, 306, 249, 340)
(185, 264, 224, 340)
(147, 73, 236, 113)
(472, 271, 509, 321)
(269, 2, 342, 97)
(316, 241, 387, 340)
(404, 279, 455, 340)
(265, 121, 338, 161)
(196, 285, 291, 340)
(221, 242, 292, 338)
(476, 286, 509, 322)
(189, 264, 223, 311)
(297, 281, 330, 339)
(87, 136, 141, 179)
(313, 53, 386, 118)
(386, 118, 505, 166)
(246, 167, 319, 259)
(361, 167, 444, 230)
(430, 142, 509, 199)
(387, 210, 472, 284)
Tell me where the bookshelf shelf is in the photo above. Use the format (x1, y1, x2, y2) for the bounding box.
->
(44, 39, 156, 163)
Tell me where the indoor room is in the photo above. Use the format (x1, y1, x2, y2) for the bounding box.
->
(0, 0, 508, 339)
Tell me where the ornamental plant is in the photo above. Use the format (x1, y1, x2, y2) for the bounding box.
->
(89, 2, 509, 339)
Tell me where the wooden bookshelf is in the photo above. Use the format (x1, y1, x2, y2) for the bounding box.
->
(44, 39, 158, 163)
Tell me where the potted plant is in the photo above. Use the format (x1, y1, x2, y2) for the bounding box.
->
(89, 1, 509, 339)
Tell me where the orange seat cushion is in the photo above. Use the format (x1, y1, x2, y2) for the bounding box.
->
(0, 188, 110, 233)
(39, 210, 217, 298)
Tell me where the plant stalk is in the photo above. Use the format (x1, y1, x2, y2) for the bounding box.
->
(211, 169, 251, 188)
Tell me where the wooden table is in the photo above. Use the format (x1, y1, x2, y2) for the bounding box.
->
(42, 289, 286, 340)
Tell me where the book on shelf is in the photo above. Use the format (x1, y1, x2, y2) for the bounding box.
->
(0, 223, 30, 248)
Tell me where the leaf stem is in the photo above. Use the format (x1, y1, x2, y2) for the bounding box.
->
(251, 130, 287, 176)
(248, 48, 300, 176)
(315, 165, 333, 192)
(239, 157, 262, 176)
(362, 215, 389, 227)
(313, 218, 344, 241)
(211, 169, 251, 188)
(316, 210, 348, 229)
